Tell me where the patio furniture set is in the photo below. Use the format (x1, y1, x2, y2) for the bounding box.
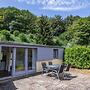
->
(41, 62, 71, 80)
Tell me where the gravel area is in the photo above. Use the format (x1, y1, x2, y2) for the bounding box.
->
(13, 70, 90, 90)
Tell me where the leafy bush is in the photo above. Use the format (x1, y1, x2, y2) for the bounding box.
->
(0, 30, 14, 41)
(19, 33, 29, 42)
(27, 34, 37, 43)
(13, 30, 19, 36)
(67, 18, 90, 46)
(64, 46, 90, 69)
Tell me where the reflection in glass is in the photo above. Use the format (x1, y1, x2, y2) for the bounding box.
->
(28, 49, 32, 70)
(16, 48, 25, 71)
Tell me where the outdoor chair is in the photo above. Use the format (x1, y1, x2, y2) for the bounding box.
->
(48, 62, 52, 65)
(64, 64, 71, 77)
(52, 64, 65, 80)
(65, 64, 71, 71)
(41, 62, 48, 74)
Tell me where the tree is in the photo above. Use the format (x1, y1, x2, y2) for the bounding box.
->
(0, 6, 90, 47)
(0, 30, 14, 41)
(0, 7, 36, 34)
(64, 15, 80, 28)
(67, 18, 90, 45)
(3, 7, 19, 30)
(19, 33, 29, 43)
(56, 18, 90, 47)
(15, 10, 37, 33)
(36, 15, 53, 45)
(50, 15, 65, 36)
(13, 30, 19, 36)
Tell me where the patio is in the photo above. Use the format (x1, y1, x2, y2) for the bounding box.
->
(13, 69, 90, 90)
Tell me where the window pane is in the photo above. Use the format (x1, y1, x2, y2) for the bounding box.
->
(16, 48, 25, 71)
(53, 49, 58, 59)
(28, 49, 32, 70)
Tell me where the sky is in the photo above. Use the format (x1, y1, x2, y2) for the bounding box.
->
(0, 0, 90, 18)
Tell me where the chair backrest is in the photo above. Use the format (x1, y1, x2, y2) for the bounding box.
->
(41, 62, 47, 68)
(66, 64, 71, 71)
(48, 62, 52, 65)
(58, 64, 65, 74)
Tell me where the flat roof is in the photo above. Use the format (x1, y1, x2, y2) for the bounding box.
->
(0, 41, 63, 48)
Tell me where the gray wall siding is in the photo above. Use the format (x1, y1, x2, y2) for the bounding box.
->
(58, 48, 64, 60)
(37, 47, 64, 61)
(37, 47, 53, 61)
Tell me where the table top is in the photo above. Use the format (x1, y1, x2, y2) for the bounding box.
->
(47, 64, 60, 68)
(46, 64, 61, 70)
(46, 64, 67, 70)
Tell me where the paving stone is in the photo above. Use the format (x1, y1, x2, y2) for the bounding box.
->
(13, 71, 90, 90)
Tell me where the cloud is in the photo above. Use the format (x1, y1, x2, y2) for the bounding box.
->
(42, 0, 90, 11)
(17, 0, 90, 11)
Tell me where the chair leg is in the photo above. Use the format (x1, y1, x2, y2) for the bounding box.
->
(57, 74, 60, 79)
(56, 73, 61, 79)
(59, 73, 64, 80)
(42, 71, 44, 74)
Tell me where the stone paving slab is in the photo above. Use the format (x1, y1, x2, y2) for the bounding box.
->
(13, 71, 90, 90)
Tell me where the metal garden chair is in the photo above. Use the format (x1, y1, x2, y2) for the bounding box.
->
(64, 64, 71, 77)
(52, 64, 65, 80)
(41, 62, 48, 74)
(48, 62, 52, 65)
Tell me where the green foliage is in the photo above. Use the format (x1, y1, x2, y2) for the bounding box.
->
(64, 15, 80, 27)
(53, 36, 67, 46)
(13, 30, 19, 36)
(0, 7, 37, 33)
(36, 15, 53, 45)
(50, 15, 65, 36)
(0, 7, 90, 47)
(64, 46, 90, 69)
(27, 33, 37, 43)
(0, 30, 14, 41)
(59, 18, 90, 47)
(19, 33, 29, 43)
(68, 18, 90, 45)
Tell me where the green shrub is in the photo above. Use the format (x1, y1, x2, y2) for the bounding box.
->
(19, 33, 29, 43)
(0, 30, 14, 41)
(64, 46, 90, 69)
(1, 30, 11, 40)
(13, 30, 19, 36)
(27, 34, 37, 43)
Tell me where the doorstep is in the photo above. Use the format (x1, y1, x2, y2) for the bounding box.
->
(0, 76, 12, 84)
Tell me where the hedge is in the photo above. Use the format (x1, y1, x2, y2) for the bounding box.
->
(64, 46, 90, 69)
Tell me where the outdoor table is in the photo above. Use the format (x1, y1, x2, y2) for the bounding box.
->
(46, 64, 61, 71)
(46, 64, 67, 71)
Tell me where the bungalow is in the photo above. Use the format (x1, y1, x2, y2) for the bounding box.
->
(0, 42, 64, 78)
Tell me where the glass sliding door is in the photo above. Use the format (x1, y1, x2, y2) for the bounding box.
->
(28, 49, 32, 70)
(16, 48, 25, 71)
(0, 46, 12, 77)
